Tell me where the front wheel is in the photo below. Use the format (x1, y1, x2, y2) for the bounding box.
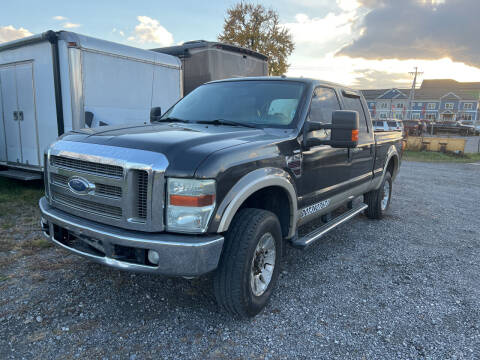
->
(213, 208, 283, 318)
(364, 171, 392, 219)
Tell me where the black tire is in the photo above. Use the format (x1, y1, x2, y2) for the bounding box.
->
(364, 171, 392, 219)
(213, 208, 283, 318)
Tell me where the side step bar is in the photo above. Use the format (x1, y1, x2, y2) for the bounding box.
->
(291, 203, 368, 249)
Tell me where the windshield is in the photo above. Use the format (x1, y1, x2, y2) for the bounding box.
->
(160, 80, 306, 128)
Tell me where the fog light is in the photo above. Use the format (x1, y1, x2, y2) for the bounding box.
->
(148, 250, 160, 265)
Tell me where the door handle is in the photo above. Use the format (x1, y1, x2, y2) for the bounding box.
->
(18, 111, 24, 121)
(13, 111, 18, 121)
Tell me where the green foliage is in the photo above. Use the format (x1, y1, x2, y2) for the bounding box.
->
(0, 178, 43, 217)
(218, 2, 295, 76)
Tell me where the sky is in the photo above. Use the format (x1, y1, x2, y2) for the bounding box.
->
(1, 0, 480, 89)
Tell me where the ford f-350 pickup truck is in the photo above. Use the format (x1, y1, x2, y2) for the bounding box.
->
(39, 77, 403, 317)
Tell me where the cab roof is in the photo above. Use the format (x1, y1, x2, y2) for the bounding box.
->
(207, 76, 361, 94)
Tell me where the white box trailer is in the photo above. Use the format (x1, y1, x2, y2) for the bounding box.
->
(0, 30, 182, 179)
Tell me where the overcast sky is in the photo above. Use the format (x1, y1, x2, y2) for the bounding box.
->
(1, 0, 479, 89)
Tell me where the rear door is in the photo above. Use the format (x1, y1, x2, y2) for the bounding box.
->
(341, 91, 375, 188)
(0, 62, 39, 166)
(0, 65, 21, 163)
(298, 86, 351, 209)
(15, 62, 39, 165)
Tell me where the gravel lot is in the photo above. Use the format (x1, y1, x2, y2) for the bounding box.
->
(1, 160, 479, 359)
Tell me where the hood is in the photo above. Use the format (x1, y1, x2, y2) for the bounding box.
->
(60, 122, 272, 177)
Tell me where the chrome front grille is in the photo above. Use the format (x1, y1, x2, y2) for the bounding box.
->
(131, 170, 149, 219)
(53, 192, 123, 219)
(50, 155, 123, 178)
(96, 183, 122, 198)
(51, 173, 122, 199)
(46, 142, 168, 233)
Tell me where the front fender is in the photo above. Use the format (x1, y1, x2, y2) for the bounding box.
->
(210, 167, 298, 238)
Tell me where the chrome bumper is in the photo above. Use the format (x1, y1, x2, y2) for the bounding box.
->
(39, 197, 224, 277)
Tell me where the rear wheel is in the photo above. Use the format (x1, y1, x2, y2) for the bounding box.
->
(213, 208, 282, 318)
(364, 171, 392, 219)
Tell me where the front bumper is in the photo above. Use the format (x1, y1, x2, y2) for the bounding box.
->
(39, 197, 224, 277)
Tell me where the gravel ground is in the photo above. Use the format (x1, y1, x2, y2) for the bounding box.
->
(1, 160, 480, 359)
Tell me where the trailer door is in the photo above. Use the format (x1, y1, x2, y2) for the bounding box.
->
(15, 63, 39, 166)
(0, 65, 22, 163)
(0, 62, 39, 166)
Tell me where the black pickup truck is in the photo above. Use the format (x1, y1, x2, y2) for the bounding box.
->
(39, 77, 403, 317)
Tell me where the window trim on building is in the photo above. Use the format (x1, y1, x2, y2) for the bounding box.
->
(444, 103, 454, 110)
(463, 103, 473, 110)
(427, 103, 436, 110)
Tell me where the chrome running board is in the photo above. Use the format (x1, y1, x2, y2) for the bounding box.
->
(291, 204, 368, 249)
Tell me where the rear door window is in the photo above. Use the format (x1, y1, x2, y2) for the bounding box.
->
(341, 94, 369, 135)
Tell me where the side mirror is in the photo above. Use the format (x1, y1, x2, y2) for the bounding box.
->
(150, 107, 162, 122)
(329, 110, 359, 148)
(304, 110, 359, 149)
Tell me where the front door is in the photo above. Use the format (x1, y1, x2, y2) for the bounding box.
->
(298, 86, 351, 210)
(0, 62, 39, 166)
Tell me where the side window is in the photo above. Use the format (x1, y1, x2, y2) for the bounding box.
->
(308, 87, 341, 139)
(342, 95, 369, 134)
(309, 87, 341, 124)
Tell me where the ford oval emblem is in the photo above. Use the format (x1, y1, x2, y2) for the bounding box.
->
(68, 176, 94, 195)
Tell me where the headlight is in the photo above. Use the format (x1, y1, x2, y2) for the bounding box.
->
(166, 178, 216, 233)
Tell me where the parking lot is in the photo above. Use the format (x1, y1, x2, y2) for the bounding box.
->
(1, 160, 479, 359)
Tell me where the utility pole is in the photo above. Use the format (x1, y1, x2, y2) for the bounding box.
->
(407, 67, 423, 120)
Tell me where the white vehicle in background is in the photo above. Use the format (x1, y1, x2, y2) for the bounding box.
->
(373, 119, 404, 133)
(0, 30, 182, 180)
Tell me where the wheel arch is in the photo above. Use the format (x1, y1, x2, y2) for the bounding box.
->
(213, 168, 298, 239)
(373, 145, 400, 190)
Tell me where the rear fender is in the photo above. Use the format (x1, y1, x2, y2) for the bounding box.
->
(372, 145, 399, 190)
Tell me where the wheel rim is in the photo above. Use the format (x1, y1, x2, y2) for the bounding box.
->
(381, 180, 390, 211)
(250, 232, 276, 297)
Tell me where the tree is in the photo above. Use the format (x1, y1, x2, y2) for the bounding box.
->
(218, 2, 295, 76)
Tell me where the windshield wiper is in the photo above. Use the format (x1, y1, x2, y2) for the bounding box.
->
(156, 117, 190, 123)
(196, 119, 259, 129)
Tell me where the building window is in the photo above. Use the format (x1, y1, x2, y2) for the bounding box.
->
(460, 114, 473, 121)
(379, 112, 387, 119)
(396, 103, 404, 108)
(380, 102, 388, 109)
(444, 103, 454, 109)
(426, 113, 437, 120)
(417, 102, 423, 107)
(412, 113, 420, 119)
(463, 103, 473, 110)
(427, 103, 436, 110)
